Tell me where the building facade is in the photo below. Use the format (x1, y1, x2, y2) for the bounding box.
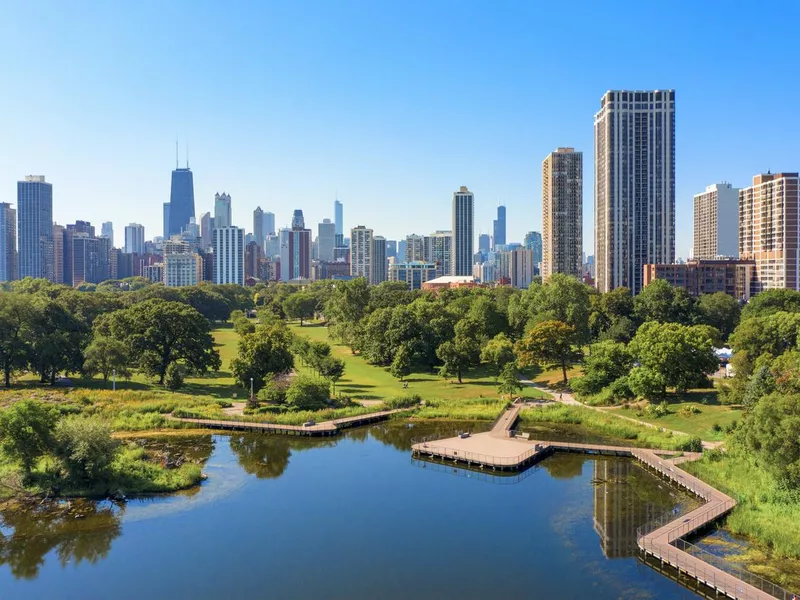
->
(17, 175, 54, 281)
(424, 230, 452, 278)
(643, 259, 755, 300)
(405, 234, 425, 262)
(168, 167, 195, 237)
(509, 248, 536, 289)
(389, 261, 436, 290)
(492, 205, 506, 249)
(350, 226, 373, 280)
(693, 183, 739, 259)
(70, 235, 111, 286)
(253, 207, 264, 246)
(200, 212, 213, 250)
(452, 186, 474, 276)
(594, 90, 675, 294)
(124, 223, 145, 254)
(214, 193, 232, 229)
(52, 224, 65, 284)
(212, 226, 245, 285)
(0, 203, 17, 282)
(101, 221, 113, 247)
(278, 227, 312, 281)
(334, 200, 343, 237)
(542, 148, 583, 279)
(739, 172, 800, 292)
(164, 251, 201, 287)
(263, 212, 275, 237)
(371, 235, 387, 284)
(318, 218, 336, 263)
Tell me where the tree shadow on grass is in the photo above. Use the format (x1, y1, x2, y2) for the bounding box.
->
(336, 383, 375, 390)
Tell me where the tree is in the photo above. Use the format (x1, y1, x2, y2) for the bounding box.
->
(736, 393, 800, 485)
(480, 333, 515, 376)
(634, 279, 696, 325)
(230, 322, 295, 393)
(526, 274, 591, 343)
(497, 362, 523, 397)
(83, 336, 131, 382)
(164, 363, 186, 390)
(282, 292, 317, 326)
(325, 278, 371, 350)
(514, 320, 582, 384)
(697, 292, 741, 340)
(741, 288, 800, 319)
(319, 356, 345, 393)
(98, 299, 221, 384)
(629, 322, 718, 392)
(27, 298, 87, 384)
(0, 400, 57, 476)
(0, 292, 33, 387)
(390, 345, 413, 382)
(285, 375, 330, 411)
(436, 335, 479, 384)
(571, 340, 633, 396)
(54, 416, 119, 482)
(730, 311, 800, 368)
(627, 366, 667, 400)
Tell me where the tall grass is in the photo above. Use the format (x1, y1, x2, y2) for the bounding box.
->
(414, 397, 509, 421)
(519, 404, 701, 451)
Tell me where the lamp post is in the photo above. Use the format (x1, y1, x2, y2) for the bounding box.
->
(250, 377, 254, 401)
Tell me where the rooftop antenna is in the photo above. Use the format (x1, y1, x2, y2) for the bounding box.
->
(175, 139, 179, 169)
(186, 142, 189, 169)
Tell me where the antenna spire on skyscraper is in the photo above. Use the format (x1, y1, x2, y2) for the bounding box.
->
(175, 139, 179, 169)
(186, 142, 189, 168)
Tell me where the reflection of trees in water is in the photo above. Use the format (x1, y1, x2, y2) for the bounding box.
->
(0, 500, 123, 579)
(228, 434, 338, 479)
(368, 420, 491, 452)
(541, 453, 586, 479)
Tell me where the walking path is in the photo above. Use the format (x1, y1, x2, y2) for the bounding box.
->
(411, 404, 792, 600)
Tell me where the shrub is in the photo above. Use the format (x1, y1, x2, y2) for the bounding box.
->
(165, 363, 186, 391)
(628, 366, 666, 400)
(285, 375, 329, 411)
(55, 416, 120, 481)
(382, 395, 422, 410)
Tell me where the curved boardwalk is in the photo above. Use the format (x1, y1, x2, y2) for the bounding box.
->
(411, 406, 793, 600)
(171, 408, 408, 437)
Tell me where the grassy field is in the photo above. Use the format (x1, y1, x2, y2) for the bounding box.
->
(289, 322, 549, 404)
(606, 391, 742, 441)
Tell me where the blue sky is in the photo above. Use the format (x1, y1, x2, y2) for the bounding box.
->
(2, 0, 799, 258)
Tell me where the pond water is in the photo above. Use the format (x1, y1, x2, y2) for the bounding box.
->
(0, 421, 707, 599)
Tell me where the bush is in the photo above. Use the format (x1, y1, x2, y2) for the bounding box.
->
(165, 363, 186, 391)
(643, 401, 670, 419)
(257, 375, 290, 404)
(0, 400, 58, 475)
(55, 416, 120, 481)
(628, 366, 666, 400)
(382, 395, 422, 410)
(285, 375, 330, 411)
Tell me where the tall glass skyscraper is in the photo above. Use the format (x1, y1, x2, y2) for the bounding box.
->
(451, 186, 474, 276)
(17, 175, 54, 280)
(0, 203, 17, 282)
(168, 167, 195, 237)
(334, 199, 343, 236)
(492, 205, 506, 249)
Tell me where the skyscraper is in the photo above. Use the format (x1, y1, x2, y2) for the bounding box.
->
(52, 224, 65, 284)
(492, 205, 506, 250)
(168, 166, 195, 237)
(163, 202, 171, 239)
(334, 199, 343, 237)
(214, 193, 232, 229)
(350, 226, 373, 280)
(279, 226, 311, 281)
(17, 175, 54, 281)
(318, 218, 336, 263)
(200, 212, 213, 249)
(101, 221, 114, 247)
(424, 230, 452, 278)
(405, 234, 425, 262)
(71, 235, 111, 286)
(452, 186, 474, 276)
(263, 212, 275, 237)
(371, 236, 387, 284)
(542, 147, 583, 279)
(213, 226, 245, 285)
(478, 234, 491, 256)
(0, 203, 17, 282)
(594, 90, 675, 294)
(739, 172, 800, 292)
(693, 183, 740, 259)
(291, 209, 305, 229)
(524, 231, 543, 268)
(124, 223, 145, 254)
(253, 207, 264, 245)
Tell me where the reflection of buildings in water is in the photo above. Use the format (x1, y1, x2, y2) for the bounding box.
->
(592, 459, 665, 558)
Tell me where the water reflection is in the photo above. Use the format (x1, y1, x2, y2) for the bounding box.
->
(228, 434, 337, 479)
(0, 500, 122, 579)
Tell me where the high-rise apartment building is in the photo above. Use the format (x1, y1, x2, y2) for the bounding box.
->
(542, 147, 583, 279)
(214, 193, 232, 229)
(334, 200, 343, 237)
(390, 261, 437, 290)
(17, 175, 54, 281)
(101, 221, 113, 247)
(492, 205, 506, 250)
(318, 218, 336, 263)
(405, 234, 425, 262)
(245, 241, 263, 282)
(385, 240, 398, 259)
(594, 90, 675, 294)
(213, 226, 245, 285)
(52, 224, 65, 284)
(0, 203, 17, 282)
(478, 233, 491, 256)
(371, 236, 387, 284)
(452, 186, 474, 276)
(168, 166, 195, 237)
(424, 230, 452, 278)
(278, 224, 312, 282)
(199, 212, 213, 249)
(739, 172, 800, 292)
(350, 226, 373, 280)
(509, 248, 536, 289)
(291, 209, 305, 230)
(524, 231, 543, 267)
(693, 183, 739, 259)
(124, 223, 145, 254)
(253, 207, 264, 246)
(71, 235, 111, 286)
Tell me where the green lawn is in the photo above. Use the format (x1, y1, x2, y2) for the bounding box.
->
(289, 322, 549, 404)
(606, 391, 742, 441)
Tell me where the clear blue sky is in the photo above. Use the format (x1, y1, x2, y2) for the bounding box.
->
(2, 0, 799, 258)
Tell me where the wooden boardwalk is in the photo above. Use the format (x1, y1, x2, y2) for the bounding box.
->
(171, 408, 408, 437)
(411, 412, 794, 599)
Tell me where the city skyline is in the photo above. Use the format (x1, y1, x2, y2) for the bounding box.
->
(3, 3, 799, 257)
